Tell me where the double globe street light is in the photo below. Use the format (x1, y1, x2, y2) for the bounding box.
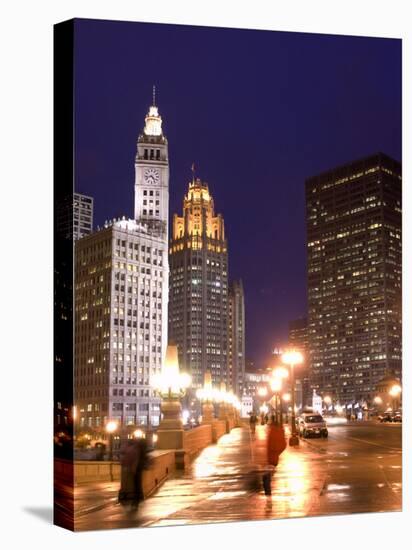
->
(152, 343, 191, 430)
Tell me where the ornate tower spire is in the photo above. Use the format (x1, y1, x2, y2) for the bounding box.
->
(143, 86, 162, 137)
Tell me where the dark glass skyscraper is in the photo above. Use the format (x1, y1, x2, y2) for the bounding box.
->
(306, 153, 401, 405)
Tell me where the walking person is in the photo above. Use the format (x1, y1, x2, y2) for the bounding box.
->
(262, 419, 286, 496)
(118, 437, 149, 511)
(249, 412, 257, 434)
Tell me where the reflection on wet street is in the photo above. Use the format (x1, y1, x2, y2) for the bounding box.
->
(75, 423, 401, 531)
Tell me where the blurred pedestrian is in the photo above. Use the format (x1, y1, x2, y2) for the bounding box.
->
(249, 413, 257, 434)
(118, 438, 149, 511)
(262, 419, 286, 495)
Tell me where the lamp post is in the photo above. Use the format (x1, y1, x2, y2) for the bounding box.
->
(196, 371, 216, 425)
(282, 349, 303, 446)
(257, 385, 268, 424)
(272, 366, 289, 424)
(105, 420, 118, 462)
(152, 344, 191, 456)
(389, 384, 402, 413)
(270, 377, 282, 424)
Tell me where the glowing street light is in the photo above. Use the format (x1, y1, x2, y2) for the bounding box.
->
(270, 377, 283, 424)
(281, 349, 303, 445)
(389, 384, 402, 397)
(257, 386, 268, 398)
(133, 428, 145, 439)
(152, 344, 191, 431)
(196, 371, 217, 424)
(389, 384, 402, 412)
(273, 366, 289, 380)
(105, 420, 118, 461)
(152, 344, 191, 399)
(270, 378, 282, 392)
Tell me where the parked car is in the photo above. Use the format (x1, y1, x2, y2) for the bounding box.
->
(379, 414, 393, 423)
(392, 412, 402, 423)
(297, 413, 328, 438)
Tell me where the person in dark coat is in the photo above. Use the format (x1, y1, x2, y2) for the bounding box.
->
(118, 438, 149, 510)
(249, 413, 257, 434)
(262, 420, 286, 495)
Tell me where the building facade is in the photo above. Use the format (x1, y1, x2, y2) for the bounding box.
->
(168, 178, 228, 390)
(74, 97, 169, 429)
(56, 192, 94, 240)
(306, 153, 401, 405)
(228, 280, 246, 395)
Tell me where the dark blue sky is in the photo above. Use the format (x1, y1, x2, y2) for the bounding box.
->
(74, 18, 401, 368)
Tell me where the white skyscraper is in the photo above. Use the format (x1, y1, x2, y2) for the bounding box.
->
(74, 92, 170, 430)
(134, 88, 169, 240)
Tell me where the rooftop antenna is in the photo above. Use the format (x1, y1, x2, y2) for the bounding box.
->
(152, 85, 156, 106)
(191, 162, 196, 184)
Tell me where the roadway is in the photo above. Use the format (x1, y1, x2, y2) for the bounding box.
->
(74, 421, 402, 531)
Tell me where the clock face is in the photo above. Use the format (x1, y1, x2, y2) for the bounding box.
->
(144, 168, 160, 185)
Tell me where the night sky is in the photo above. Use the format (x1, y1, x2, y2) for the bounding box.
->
(74, 18, 401, 368)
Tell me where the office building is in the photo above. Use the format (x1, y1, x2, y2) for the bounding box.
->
(228, 280, 246, 395)
(74, 95, 169, 428)
(306, 153, 401, 404)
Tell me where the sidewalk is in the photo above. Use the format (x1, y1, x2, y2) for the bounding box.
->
(75, 425, 327, 530)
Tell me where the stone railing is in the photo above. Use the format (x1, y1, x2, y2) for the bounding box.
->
(183, 424, 213, 461)
(55, 449, 176, 497)
(211, 419, 227, 443)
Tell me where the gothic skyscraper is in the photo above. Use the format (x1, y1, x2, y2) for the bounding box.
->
(169, 177, 228, 390)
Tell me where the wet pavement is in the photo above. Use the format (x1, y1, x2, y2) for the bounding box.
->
(75, 422, 402, 531)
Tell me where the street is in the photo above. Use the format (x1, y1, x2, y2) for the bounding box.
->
(74, 422, 401, 531)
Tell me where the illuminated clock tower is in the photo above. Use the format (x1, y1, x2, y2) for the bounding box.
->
(134, 87, 169, 239)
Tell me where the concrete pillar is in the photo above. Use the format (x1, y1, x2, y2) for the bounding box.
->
(156, 399, 185, 451)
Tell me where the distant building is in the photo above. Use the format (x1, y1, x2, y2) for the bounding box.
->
(243, 369, 271, 410)
(228, 280, 245, 395)
(288, 317, 310, 407)
(57, 193, 94, 240)
(168, 177, 228, 390)
(306, 153, 401, 405)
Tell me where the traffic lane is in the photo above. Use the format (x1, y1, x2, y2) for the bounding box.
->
(304, 422, 401, 452)
(301, 423, 402, 515)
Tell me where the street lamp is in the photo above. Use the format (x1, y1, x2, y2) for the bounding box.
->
(257, 385, 268, 424)
(196, 371, 217, 424)
(273, 366, 289, 380)
(270, 376, 283, 423)
(105, 420, 118, 461)
(152, 344, 191, 430)
(282, 349, 303, 446)
(389, 384, 402, 412)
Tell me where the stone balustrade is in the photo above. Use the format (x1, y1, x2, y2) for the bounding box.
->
(55, 449, 176, 498)
(211, 419, 227, 442)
